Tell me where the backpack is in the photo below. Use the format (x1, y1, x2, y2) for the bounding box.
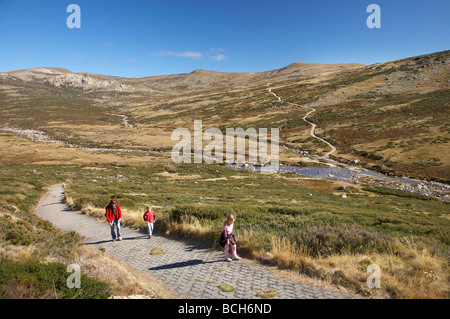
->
(219, 231, 227, 247)
(220, 232, 235, 247)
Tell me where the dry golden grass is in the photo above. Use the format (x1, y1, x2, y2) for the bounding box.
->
(49, 123, 175, 150)
(76, 201, 159, 233)
(164, 217, 214, 242)
(0, 244, 34, 262)
(268, 235, 449, 299)
(0, 134, 169, 165)
(0, 125, 303, 167)
(65, 246, 175, 298)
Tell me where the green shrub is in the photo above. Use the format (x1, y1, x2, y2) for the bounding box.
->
(362, 186, 437, 201)
(295, 224, 400, 257)
(171, 204, 230, 222)
(0, 259, 111, 299)
(1, 218, 37, 246)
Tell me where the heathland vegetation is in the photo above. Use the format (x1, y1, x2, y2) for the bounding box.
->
(0, 51, 448, 298)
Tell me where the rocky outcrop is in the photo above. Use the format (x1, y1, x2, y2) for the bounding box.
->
(3, 67, 137, 92)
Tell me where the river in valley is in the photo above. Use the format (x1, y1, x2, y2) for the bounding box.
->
(228, 161, 450, 201)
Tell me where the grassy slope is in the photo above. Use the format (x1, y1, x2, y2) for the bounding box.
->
(60, 162, 449, 298)
(0, 51, 449, 298)
(2, 52, 448, 180)
(271, 51, 450, 181)
(1, 157, 448, 298)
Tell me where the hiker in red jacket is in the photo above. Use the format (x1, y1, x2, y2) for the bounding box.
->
(105, 198, 122, 241)
(143, 205, 156, 239)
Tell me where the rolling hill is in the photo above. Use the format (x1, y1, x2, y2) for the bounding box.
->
(0, 51, 448, 182)
(1, 51, 449, 299)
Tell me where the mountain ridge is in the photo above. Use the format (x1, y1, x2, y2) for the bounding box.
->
(1, 62, 365, 92)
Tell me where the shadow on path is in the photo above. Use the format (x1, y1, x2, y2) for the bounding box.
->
(40, 202, 63, 207)
(122, 235, 149, 241)
(85, 239, 112, 245)
(85, 235, 149, 245)
(149, 259, 224, 271)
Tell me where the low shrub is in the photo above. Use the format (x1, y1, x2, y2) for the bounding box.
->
(295, 224, 400, 257)
(0, 216, 37, 246)
(362, 186, 438, 201)
(0, 259, 111, 299)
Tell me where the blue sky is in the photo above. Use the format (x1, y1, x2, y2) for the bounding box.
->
(0, 0, 448, 77)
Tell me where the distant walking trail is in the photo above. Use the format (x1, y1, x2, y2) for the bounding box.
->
(267, 84, 337, 158)
(37, 184, 357, 299)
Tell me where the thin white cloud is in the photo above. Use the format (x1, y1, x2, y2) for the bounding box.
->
(153, 50, 203, 59)
(153, 49, 228, 61)
(210, 54, 227, 61)
(207, 48, 228, 61)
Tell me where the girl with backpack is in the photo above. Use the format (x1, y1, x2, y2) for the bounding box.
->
(221, 214, 241, 262)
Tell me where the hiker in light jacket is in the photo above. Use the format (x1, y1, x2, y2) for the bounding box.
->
(105, 198, 122, 241)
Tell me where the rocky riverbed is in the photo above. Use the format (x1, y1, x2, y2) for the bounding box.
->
(228, 162, 450, 201)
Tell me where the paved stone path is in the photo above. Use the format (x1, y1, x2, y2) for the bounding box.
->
(36, 184, 358, 299)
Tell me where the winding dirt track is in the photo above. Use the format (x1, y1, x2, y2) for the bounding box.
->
(267, 84, 337, 158)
